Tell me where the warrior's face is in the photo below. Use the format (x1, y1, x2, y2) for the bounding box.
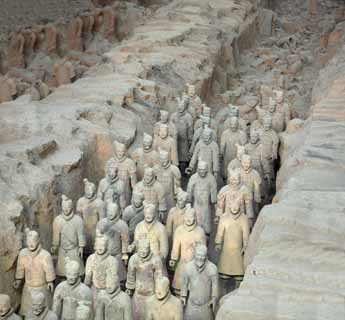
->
(229, 172, 240, 187)
(143, 137, 153, 151)
(132, 193, 144, 208)
(275, 90, 284, 104)
(160, 112, 169, 123)
(269, 98, 276, 113)
(116, 145, 126, 160)
(241, 157, 251, 172)
(62, 200, 73, 217)
(198, 164, 208, 178)
(85, 184, 95, 199)
(159, 153, 170, 168)
(144, 169, 155, 186)
(194, 248, 207, 268)
(32, 296, 45, 316)
(155, 278, 169, 300)
(263, 118, 272, 131)
(95, 239, 107, 255)
(107, 204, 119, 221)
(159, 126, 168, 139)
(144, 206, 156, 224)
(188, 85, 196, 97)
(138, 241, 151, 259)
(66, 269, 79, 286)
(177, 100, 187, 113)
(0, 296, 11, 317)
(177, 194, 187, 209)
(184, 211, 195, 227)
(230, 117, 239, 132)
(230, 201, 240, 215)
(202, 130, 212, 144)
(250, 130, 259, 144)
(27, 232, 40, 252)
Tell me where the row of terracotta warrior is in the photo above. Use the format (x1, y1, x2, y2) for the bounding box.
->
(1, 84, 292, 320)
(0, 4, 117, 103)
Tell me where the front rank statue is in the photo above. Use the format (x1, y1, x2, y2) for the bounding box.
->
(133, 167, 167, 221)
(84, 236, 119, 300)
(187, 160, 217, 237)
(146, 276, 183, 320)
(53, 260, 92, 320)
(97, 202, 129, 283)
(132, 133, 159, 180)
(111, 141, 137, 207)
(95, 270, 132, 320)
(215, 198, 249, 289)
(52, 195, 86, 278)
(77, 178, 105, 256)
(181, 244, 218, 320)
(126, 239, 163, 320)
(169, 205, 206, 295)
(155, 150, 181, 215)
(187, 127, 219, 177)
(26, 292, 58, 320)
(0, 295, 21, 320)
(97, 160, 125, 211)
(14, 230, 55, 316)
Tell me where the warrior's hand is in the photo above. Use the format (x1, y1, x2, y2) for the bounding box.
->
(122, 254, 129, 265)
(169, 260, 176, 268)
(126, 289, 134, 296)
(180, 296, 187, 306)
(51, 246, 57, 255)
(13, 279, 22, 290)
(47, 282, 54, 293)
(208, 297, 217, 313)
(78, 247, 84, 258)
(214, 216, 220, 224)
(215, 244, 222, 252)
(185, 167, 193, 175)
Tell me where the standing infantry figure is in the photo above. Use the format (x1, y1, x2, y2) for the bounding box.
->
(169, 206, 206, 295)
(155, 150, 181, 215)
(273, 89, 291, 127)
(259, 116, 279, 182)
(97, 160, 125, 211)
(194, 106, 217, 132)
(97, 202, 129, 283)
(216, 169, 253, 226)
(170, 97, 193, 169)
(187, 160, 217, 237)
(185, 84, 203, 122)
(220, 116, 247, 180)
(267, 97, 286, 134)
(146, 276, 183, 320)
(132, 133, 159, 180)
(228, 144, 246, 172)
(0, 295, 21, 320)
(190, 116, 217, 155)
(215, 198, 249, 290)
(110, 141, 137, 207)
(14, 230, 55, 316)
(85, 236, 119, 301)
(133, 168, 167, 221)
(239, 155, 262, 223)
(26, 292, 58, 320)
(166, 189, 189, 241)
(122, 192, 145, 241)
(53, 260, 92, 320)
(52, 195, 86, 278)
(154, 110, 177, 141)
(187, 127, 219, 177)
(131, 204, 169, 266)
(219, 105, 248, 142)
(96, 270, 132, 320)
(77, 178, 105, 256)
(126, 239, 163, 320)
(181, 244, 218, 320)
(153, 124, 178, 166)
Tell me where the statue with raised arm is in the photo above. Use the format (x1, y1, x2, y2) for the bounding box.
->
(52, 195, 86, 278)
(146, 276, 183, 320)
(53, 260, 92, 320)
(169, 206, 206, 295)
(180, 244, 218, 320)
(97, 202, 129, 283)
(77, 178, 105, 256)
(14, 230, 55, 316)
(187, 161, 217, 237)
(215, 197, 249, 289)
(126, 239, 163, 320)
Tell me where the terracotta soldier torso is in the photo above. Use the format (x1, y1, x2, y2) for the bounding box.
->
(7, 31, 25, 69)
(153, 125, 178, 166)
(67, 17, 83, 52)
(132, 141, 159, 180)
(98, 173, 125, 211)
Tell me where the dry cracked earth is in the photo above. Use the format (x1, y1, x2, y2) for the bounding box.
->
(0, 0, 345, 319)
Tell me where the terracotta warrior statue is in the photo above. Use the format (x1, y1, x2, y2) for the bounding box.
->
(110, 141, 137, 207)
(126, 239, 163, 320)
(194, 106, 217, 132)
(169, 206, 206, 295)
(267, 97, 286, 134)
(77, 178, 105, 256)
(185, 84, 202, 122)
(190, 116, 217, 155)
(132, 133, 159, 180)
(220, 116, 247, 180)
(170, 97, 193, 169)
(7, 28, 25, 69)
(95, 270, 132, 320)
(154, 110, 177, 141)
(52, 195, 86, 278)
(187, 160, 217, 237)
(85, 236, 119, 300)
(130, 204, 169, 265)
(146, 276, 183, 320)
(227, 144, 246, 172)
(259, 116, 279, 182)
(14, 230, 55, 316)
(122, 192, 145, 241)
(155, 150, 181, 215)
(187, 127, 219, 177)
(53, 59, 76, 87)
(180, 244, 218, 320)
(215, 197, 249, 289)
(219, 105, 247, 142)
(0, 295, 21, 320)
(96, 202, 129, 284)
(273, 89, 291, 126)
(166, 188, 189, 241)
(26, 292, 58, 320)
(153, 124, 178, 166)
(53, 260, 92, 320)
(98, 159, 125, 211)
(239, 155, 262, 222)
(133, 167, 167, 221)
(67, 16, 83, 52)
(216, 169, 253, 226)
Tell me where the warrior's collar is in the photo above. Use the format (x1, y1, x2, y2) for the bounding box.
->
(230, 211, 241, 220)
(62, 211, 75, 221)
(28, 244, 42, 258)
(139, 251, 153, 262)
(184, 223, 196, 232)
